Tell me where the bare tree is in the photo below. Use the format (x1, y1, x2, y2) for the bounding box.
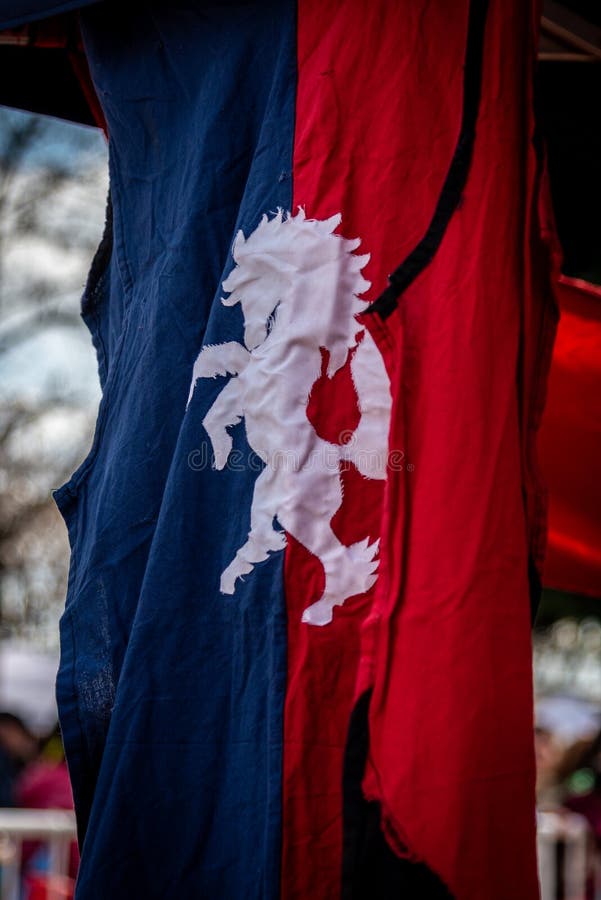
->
(0, 106, 107, 646)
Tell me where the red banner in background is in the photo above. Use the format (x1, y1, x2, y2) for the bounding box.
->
(541, 276, 601, 598)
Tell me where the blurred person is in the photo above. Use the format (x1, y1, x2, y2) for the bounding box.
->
(0, 712, 39, 806)
(535, 696, 601, 808)
(14, 725, 79, 881)
(535, 698, 600, 900)
(564, 728, 601, 848)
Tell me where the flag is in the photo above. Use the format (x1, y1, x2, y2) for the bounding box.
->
(540, 275, 601, 598)
(0, 1, 553, 898)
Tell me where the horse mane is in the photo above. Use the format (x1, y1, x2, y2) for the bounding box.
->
(222, 209, 371, 356)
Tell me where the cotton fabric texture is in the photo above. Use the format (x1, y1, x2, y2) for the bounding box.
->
(0, 2, 555, 898)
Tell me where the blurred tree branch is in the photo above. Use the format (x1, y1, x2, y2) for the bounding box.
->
(0, 106, 106, 644)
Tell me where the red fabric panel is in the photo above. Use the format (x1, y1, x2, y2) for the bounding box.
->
(362, 0, 551, 896)
(286, 1, 553, 898)
(69, 45, 107, 134)
(285, 2, 463, 895)
(541, 276, 601, 597)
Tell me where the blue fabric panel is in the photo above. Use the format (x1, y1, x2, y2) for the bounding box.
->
(54, 2, 296, 896)
(0, 0, 99, 29)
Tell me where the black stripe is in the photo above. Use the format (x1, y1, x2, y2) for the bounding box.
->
(342, 690, 455, 899)
(367, 0, 491, 320)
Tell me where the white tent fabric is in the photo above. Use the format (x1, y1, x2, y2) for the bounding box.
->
(0, 640, 59, 735)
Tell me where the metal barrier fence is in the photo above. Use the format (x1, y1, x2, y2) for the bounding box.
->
(0, 809, 76, 900)
(538, 809, 597, 900)
(0, 806, 598, 899)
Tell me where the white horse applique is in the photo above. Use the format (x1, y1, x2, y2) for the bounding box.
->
(188, 209, 392, 625)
